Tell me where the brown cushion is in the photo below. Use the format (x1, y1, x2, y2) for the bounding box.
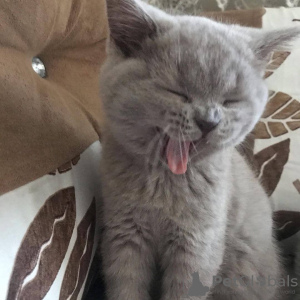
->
(0, 0, 108, 195)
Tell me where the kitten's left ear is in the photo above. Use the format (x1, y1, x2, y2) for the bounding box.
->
(106, 0, 157, 57)
(251, 27, 300, 62)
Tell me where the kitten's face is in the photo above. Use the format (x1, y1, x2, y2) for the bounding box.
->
(101, 0, 299, 174)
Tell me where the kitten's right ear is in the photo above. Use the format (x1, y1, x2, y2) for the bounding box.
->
(106, 0, 157, 57)
(250, 27, 300, 63)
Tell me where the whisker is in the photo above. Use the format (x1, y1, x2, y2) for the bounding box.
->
(183, 130, 199, 165)
(179, 127, 186, 149)
(189, 139, 203, 161)
(191, 140, 198, 154)
(179, 128, 193, 170)
(179, 129, 191, 183)
(180, 127, 191, 154)
(178, 129, 184, 168)
(186, 132, 198, 155)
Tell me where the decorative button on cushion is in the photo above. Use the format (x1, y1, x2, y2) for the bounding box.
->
(32, 57, 47, 78)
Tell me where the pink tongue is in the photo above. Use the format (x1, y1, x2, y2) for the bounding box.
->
(166, 139, 191, 175)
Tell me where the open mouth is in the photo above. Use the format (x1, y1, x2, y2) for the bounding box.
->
(156, 128, 197, 175)
(166, 138, 191, 175)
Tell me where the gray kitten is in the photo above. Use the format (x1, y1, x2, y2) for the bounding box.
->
(99, 0, 300, 299)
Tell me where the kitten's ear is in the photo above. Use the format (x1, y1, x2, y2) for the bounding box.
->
(106, 0, 157, 56)
(251, 27, 300, 63)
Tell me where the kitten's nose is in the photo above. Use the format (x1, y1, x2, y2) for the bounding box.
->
(195, 119, 219, 135)
(194, 106, 221, 136)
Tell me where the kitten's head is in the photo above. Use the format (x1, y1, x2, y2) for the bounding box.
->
(101, 0, 299, 175)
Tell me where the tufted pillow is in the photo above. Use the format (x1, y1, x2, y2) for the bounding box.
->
(0, 0, 108, 196)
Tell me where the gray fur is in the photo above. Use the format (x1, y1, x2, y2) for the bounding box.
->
(99, 1, 300, 299)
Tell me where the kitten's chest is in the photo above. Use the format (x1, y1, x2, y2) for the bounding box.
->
(141, 169, 227, 222)
(136, 172, 229, 247)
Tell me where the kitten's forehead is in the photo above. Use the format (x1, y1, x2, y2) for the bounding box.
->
(143, 18, 253, 97)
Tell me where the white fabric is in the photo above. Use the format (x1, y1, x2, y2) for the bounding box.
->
(0, 141, 102, 300)
(255, 7, 300, 212)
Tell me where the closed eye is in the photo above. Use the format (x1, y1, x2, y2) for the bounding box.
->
(165, 89, 191, 104)
(223, 99, 241, 107)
